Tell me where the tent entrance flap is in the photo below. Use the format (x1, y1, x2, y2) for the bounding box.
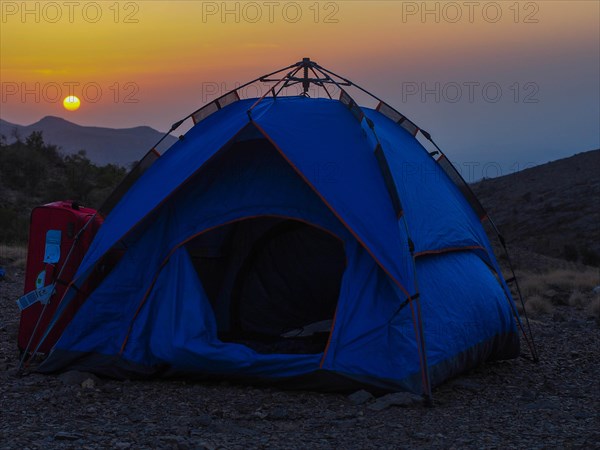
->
(186, 217, 346, 354)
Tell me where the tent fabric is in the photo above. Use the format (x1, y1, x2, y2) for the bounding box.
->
(365, 109, 491, 255)
(39, 96, 520, 393)
(75, 98, 415, 297)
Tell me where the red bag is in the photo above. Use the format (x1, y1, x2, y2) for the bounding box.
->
(18, 201, 103, 354)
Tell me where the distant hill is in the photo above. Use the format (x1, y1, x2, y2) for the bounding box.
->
(472, 149, 600, 266)
(0, 116, 177, 166)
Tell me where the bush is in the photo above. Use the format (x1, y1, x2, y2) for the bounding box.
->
(588, 296, 600, 324)
(568, 290, 586, 308)
(515, 267, 600, 315)
(0, 132, 126, 245)
(525, 295, 552, 314)
(580, 248, 600, 267)
(0, 208, 29, 243)
(563, 244, 579, 262)
(0, 143, 48, 193)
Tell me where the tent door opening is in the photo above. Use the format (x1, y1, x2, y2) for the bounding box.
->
(186, 217, 346, 354)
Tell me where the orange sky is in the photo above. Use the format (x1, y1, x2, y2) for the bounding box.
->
(1, 1, 599, 172)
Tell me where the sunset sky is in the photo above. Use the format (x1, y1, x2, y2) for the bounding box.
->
(1, 1, 599, 179)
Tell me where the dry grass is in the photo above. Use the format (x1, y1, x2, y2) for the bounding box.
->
(588, 296, 600, 323)
(568, 290, 586, 308)
(515, 267, 600, 315)
(524, 295, 553, 315)
(0, 244, 27, 268)
(517, 268, 599, 297)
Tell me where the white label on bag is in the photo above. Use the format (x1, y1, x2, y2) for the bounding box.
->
(16, 285, 54, 311)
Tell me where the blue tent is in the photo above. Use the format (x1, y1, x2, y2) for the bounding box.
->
(38, 60, 526, 397)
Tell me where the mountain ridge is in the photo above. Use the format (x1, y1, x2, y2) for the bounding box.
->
(472, 149, 600, 265)
(0, 116, 177, 166)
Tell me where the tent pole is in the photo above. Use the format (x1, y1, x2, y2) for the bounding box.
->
(247, 65, 307, 116)
(274, 66, 303, 98)
(302, 57, 311, 95)
(309, 66, 333, 99)
(404, 233, 433, 404)
(23, 63, 301, 361)
(316, 61, 539, 365)
(488, 217, 539, 362)
(312, 63, 434, 401)
(424, 127, 538, 362)
(26, 58, 533, 392)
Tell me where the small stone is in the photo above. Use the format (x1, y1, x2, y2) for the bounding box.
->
(195, 414, 213, 427)
(367, 392, 422, 411)
(268, 407, 288, 420)
(552, 312, 566, 322)
(412, 432, 430, 441)
(519, 390, 537, 402)
(81, 378, 95, 389)
(347, 389, 374, 405)
(159, 435, 182, 445)
(174, 426, 189, 436)
(58, 371, 100, 386)
(54, 431, 83, 441)
(524, 399, 559, 411)
(114, 442, 131, 449)
(451, 379, 482, 392)
(252, 410, 268, 419)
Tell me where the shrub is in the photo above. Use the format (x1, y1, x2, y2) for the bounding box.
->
(515, 267, 600, 314)
(0, 132, 126, 246)
(563, 244, 579, 262)
(587, 296, 600, 324)
(568, 290, 586, 308)
(0, 208, 29, 243)
(0, 244, 27, 268)
(525, 295, 552, 315)
(580, 248, 600, 267)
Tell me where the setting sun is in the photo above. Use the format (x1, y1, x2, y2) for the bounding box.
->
(62, 95, 81, 111)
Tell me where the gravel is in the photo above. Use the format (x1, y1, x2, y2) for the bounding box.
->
(1, 268, 599, 449)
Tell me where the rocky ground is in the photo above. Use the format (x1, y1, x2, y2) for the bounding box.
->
(1, 267, 599, 449)
(472, 149, 600, 264)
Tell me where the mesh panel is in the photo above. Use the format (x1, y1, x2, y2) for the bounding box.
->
(376, 101, 419, 136)
(217, 90, 240, 109)
(401, 120, 419, 136)
(99, 149, 160, 217)
(339, 90, 364, 121)
(436, 155, 487, 220)
(192, 91, 241, 124)
(377, 102, 405, 123)
(192, 102, 219, 124)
